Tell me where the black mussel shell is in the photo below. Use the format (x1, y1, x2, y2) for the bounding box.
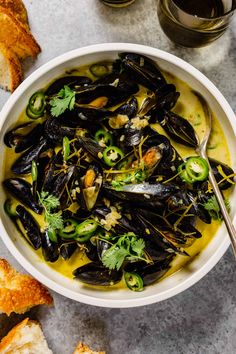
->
(46, 75, 92, 96)
(78, 136, 105, 163)
(60, 242, 78, 260)
(4, 123, 43, 153)
(12, 137, 49, 175)
(44, 117, 75, 144)
(124, 257, 174, 286)
(120, 52, 166, 91)
(73, 262, 122, 286)
(104, 182, 179, 203)
(114, 96, 138, 118)
(4, 178, 42, 214)
(16, 205, 42, 249)
(154, 84, 180, 111)
(42, 230, 59, 262)
(209, 158, 235, 190)
(157, 110, 198, 148)
(85, 242, 100, 262)
(51, 165, 76, 199)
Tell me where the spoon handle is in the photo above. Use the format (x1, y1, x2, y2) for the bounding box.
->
(200, 150, 236, 258)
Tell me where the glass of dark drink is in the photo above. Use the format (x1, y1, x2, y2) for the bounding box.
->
(157, 0, 236, 47)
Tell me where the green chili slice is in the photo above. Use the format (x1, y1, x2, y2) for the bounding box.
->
(31, 160, 38, 182)
(103, 146, 124, 166)
(185, 157, 209, 181)
(58, 219, 79, 239)
(26, 92, 46, 119)
(75, 219, 98, 243)
(90, 63, 110, 77)
(95, 129, 113, 146)
(4, 199, 17, 217)
(47, 229, 58, 243)
(178, 163, 195, 184)
(63, 136, 70, 162)
(124, 271, 144, 292)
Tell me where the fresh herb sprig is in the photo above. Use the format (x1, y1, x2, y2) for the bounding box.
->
(203, 195, 230, 220)
(49, 85, 76, 117)
(38, 191, 63, 232)
(101, 232, 148, 271)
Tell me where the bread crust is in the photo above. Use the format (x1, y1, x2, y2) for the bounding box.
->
(0, 6, 40, 59)
(0, 318, 29, 352)
(0, 0, 29, 27)
(74, 342, 105, 354)
(0, 42, 23, 91)
(0, 259, 53, 316)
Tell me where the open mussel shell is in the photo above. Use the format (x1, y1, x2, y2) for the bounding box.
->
(154, 84, 180, 111)
(51, 165, 76, 200)
(85, 242, 100, 262)
(104, 182, 179, 203)
(156, 110, 198, 148)
(80, 163, 103, 211)
(12, 137, 49, 175)
(4, 123, 43, 153)
(45, 75, 92, 96)
(124, 257, 174, 286)
(16, 205, 42, 250)
(120, 52, 167, 91)
(78, 136, 105, 163)
(4, 178, 42, 214)
(73, 262, 122, 286)
(42, 230, 59, 263)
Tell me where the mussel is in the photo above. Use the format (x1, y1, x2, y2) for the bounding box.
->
(4, 123, 43, 153)
(16, 205, 42, 249)
(120, 53, 167, 91)
(3, 178, 42, 214)
(60, 242, 78, 260)
(46, 75, 92, 96)
(73, 262, 122, 286)
(114, 96, 138, 118)
(155, 110, 198, 148)
(12, 137, 49, 175)
(80, 163, 103, 211)
(124, 257, 174, 286)
(41, 230, 59, 262)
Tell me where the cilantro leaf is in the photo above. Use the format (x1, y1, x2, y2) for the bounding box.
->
(131, 238, 145, 257)
(203, 195, 230, 220)
(101, 233, 147, 271)
(49, 85, 76, 117)
(38, 191, 63, 232)
(102, 246, 129, 271)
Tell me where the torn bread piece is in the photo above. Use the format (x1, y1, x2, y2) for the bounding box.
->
(74, 342, 105, 354)
(0, 6, 40, 59)
(0, 42, 23, 91)
(0, 259, 53, 316)
(0, 0, 29, 27)
(0, 318, 53, 354)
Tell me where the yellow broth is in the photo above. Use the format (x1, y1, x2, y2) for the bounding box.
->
(3, 65, 231, 289)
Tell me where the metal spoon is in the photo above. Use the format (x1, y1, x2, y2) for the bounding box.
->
(193, 91, 236, 257)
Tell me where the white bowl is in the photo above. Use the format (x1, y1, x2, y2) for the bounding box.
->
(0, 43, 235, 308)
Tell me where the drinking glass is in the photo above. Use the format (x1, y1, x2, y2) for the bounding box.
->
(100, 0, 136, 7)
(157, 0, 236, 47)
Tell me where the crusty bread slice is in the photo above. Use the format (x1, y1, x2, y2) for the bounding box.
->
(0, 0, 29, 27)
(0, 318, 53, 354)
(74, 342, 105, 354)
(0, 259, 53, 316)
(0, 6, 40, 59)
(0, 42, 23, 91)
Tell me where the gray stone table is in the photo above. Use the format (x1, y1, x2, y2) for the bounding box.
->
(0, 1, 235, 353)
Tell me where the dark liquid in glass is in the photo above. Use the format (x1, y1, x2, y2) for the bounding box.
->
(173, 0, 225, 18)
(157, 0, 231, 47)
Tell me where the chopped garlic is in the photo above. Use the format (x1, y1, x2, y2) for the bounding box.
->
(109, 114, 129, 129)
(100, 206, 121, 231)
(131, 116, 149, 130)
(98, 152, 103, 159)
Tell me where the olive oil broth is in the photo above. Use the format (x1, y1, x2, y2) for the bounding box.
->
(3, 64, 231, 290)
